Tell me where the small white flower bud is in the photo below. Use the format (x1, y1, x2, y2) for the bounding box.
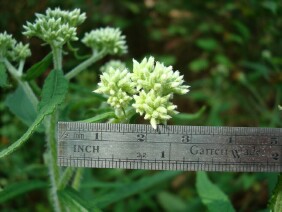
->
(23, 8, 85, 47)
(82, 27, 127, 55)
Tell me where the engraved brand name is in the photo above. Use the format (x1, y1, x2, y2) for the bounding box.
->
(190, 145, 228, 156)
(73, 145, 99, 153)
(231, 146, 272, 159)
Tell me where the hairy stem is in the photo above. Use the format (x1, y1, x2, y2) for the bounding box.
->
(4, 58, 38, 108)
(4, 58, 20, 78)
(18, 60, 25, 75)
(65, 50, 105, 80)
(18, 81, 39, 109)
(46, 111, 61, 212)
(52, 47, 63, 70)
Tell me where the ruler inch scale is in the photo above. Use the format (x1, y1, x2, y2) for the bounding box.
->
(57, 122, 282, 172)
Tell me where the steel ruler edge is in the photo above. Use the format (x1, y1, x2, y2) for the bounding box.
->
(57, 122, 282, 172)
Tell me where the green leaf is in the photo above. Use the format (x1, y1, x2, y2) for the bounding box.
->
(240, 61, 269, 80)
(23, 53, 52, 81)
(196, 172, 235, 212)
(80, 112, 116, 123)
(226, 34, 243, 44)
(0, 62, 8, 87)
(0, 180, 48, 203)
(5, 85, 38, 127)
(172, 106, 206, 124)
(157, 192, 187, 212)
(214, 55, 232, 67)
(0, 110, 48, 158)
(58, 187, 101, 212)
(269, 174, 282, 212)
(262, 1, 278, 14)
(196, 38, 219, 51)
(81, 181, 125, 189)
(189, 58, 209, 72)
(38, 69, 68, 113)
(233, 21, 250, 40)
(58, 167, 75, 190)
(93, 171, 181, 208)
(0, 69, 68, 158)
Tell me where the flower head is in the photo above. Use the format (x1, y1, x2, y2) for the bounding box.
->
(94, 67, 135, 113)
(0, 32, 16, 57)
(9, 42, 31, 61)
(100, 60, 126, 73)
(82, 27, 127, 55)
(94, 56, 189, 129)
(133, 90, 178, 128)
(23, 8, 86, 47)
(0, 32, 31, 61)
(132, 56, 189, 95)
(44, 8, 86, 27)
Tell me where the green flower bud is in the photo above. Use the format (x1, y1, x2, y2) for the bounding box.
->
(9, 42, 31, 61)
(82, 27, 127, 55)
(132, 56, 189, 95)
(133, 90, 178, 129)
(94, 67, 135, 112)
(45, 8, 86, 27)
(100, 60, 126, 73)
(0, 32, 31, 62)
(0, 32, 16, 58)
(23, 8, 86, 47)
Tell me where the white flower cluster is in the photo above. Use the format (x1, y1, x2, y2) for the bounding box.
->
(100, 60, 126, 73)
(94, 68, 135, 113)
(131, 57, 189, 95)
(133, 90, 178, 128)
(95, 56, 189, 129)
(23, 8, 86, 47)
(0, 32, 31, 61)
(132, 57, 189, 128)
(9, 42, 31, 61)
(82, 27, 127, 55)
(44, 8, 86, 27)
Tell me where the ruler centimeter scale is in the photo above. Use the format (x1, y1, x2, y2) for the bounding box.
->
(57, 122, 282, 172)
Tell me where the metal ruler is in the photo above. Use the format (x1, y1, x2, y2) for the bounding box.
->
(57, 122, 282, 172)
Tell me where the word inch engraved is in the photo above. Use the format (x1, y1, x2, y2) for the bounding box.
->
(57, 122, 282, 172)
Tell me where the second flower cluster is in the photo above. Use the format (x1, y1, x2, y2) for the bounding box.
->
(95, 56, 189, 129)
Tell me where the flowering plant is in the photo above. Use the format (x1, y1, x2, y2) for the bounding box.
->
(0, 7, 190, 211)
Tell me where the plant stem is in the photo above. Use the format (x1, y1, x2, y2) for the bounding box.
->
(18, 81, 39, 108)
(3, 58, 20, 78)
(18, 60, 25, 75)
(46, 45, 65, 211)
(65, 50, 106, 80)
(4, 58, 38, 108)
(52, 47, 62, 70)
(46, 111, 61, 212)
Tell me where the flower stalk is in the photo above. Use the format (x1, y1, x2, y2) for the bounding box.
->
(65, 49, 106, 80)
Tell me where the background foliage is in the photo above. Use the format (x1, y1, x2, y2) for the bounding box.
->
(0, 0, 281, 211)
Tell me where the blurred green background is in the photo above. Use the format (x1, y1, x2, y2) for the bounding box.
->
(0, 0, 281, 211)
